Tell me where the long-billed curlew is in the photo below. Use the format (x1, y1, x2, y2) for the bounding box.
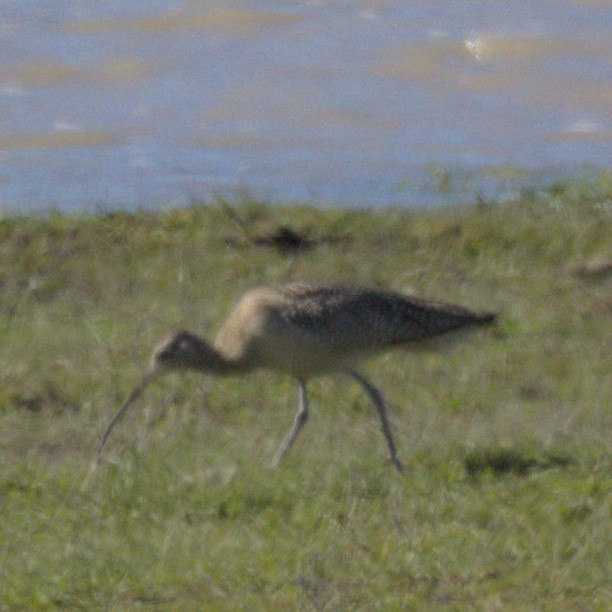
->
(99, 283, 496, 471)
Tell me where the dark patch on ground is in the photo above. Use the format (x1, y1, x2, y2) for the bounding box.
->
(464, 447, 573, 477)
(218, 200, 350, 256)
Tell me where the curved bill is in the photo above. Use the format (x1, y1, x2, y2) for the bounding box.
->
(97, 366, 158, 457)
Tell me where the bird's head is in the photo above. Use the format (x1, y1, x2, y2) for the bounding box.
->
(97, 330, 207, 456)
(151, 330, 206, 373)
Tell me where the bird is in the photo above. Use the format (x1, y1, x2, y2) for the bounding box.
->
(98, 282, 496, 472)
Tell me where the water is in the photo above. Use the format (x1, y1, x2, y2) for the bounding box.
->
(0, 1, 610, 212)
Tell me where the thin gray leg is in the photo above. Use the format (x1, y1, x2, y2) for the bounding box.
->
(272, 379, 309, 467)
(348, 370, 404, 472)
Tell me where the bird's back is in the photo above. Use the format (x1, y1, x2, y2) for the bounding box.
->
(214, 283, 495, 376)
(273, 283, 494, 344)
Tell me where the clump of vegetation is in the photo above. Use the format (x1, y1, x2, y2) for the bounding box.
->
(464, 447, 573, 476)
(0, 178, 610, 608)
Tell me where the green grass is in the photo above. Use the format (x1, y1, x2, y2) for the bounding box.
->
(0, 177, 610, 608)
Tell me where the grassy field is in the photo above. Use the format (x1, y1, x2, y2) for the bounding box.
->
(0, 178, 610, 609)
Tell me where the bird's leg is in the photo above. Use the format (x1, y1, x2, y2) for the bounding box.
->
(348, 370, 404, 473)
(272, 379, 309, 467)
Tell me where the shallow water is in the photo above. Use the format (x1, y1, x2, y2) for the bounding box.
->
(0, 1, 610, 211)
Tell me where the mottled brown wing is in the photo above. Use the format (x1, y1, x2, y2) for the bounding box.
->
(275, 284, 495, 352)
